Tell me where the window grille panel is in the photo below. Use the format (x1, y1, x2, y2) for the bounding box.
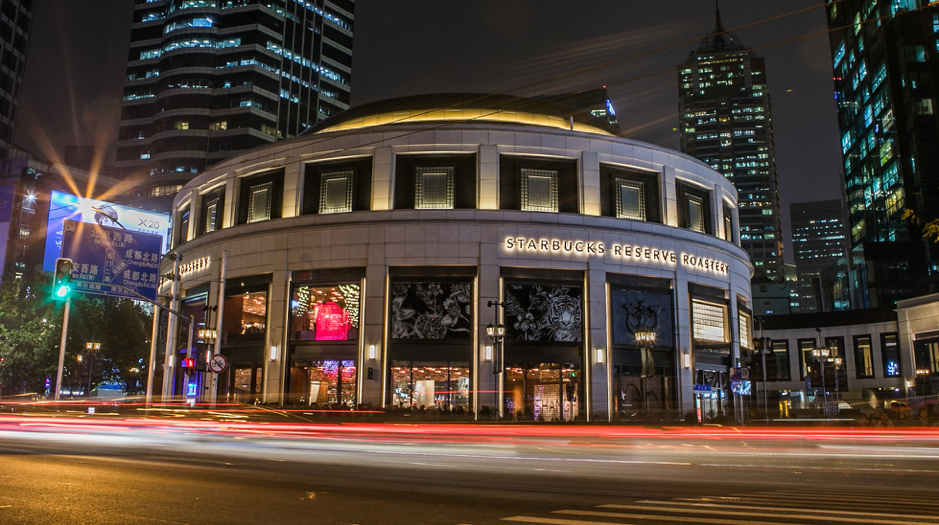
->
(615, 178, 645, 220)
(204, 199, 219, 233)
(521, 168, 558, 212)
(247, 182, 272, 223)
(415, 167, 454, 209)
(319, 171, 354, 214)
(687, 194, 705, 233)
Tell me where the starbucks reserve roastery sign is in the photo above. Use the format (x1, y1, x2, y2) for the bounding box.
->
(503, 237, 729, 274)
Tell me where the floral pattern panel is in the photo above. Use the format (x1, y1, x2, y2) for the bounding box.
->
(504, 283, 583, 342)
(390, 282, 472, 339)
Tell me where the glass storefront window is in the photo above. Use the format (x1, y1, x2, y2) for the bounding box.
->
(292, 360, 356, 407)
(223, 290, 267, 343)
(290, 283, 360, 341)
(390, 361, 470, 411)
(772, 340, 791, 381)
(854, 335, 874, 378)
(229, 366, 262, 403)
(504, 362, 582, 421)
(881, 332, 900, 376)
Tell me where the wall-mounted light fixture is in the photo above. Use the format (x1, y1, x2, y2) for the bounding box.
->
(270, 345, 278, 361)
(484, 345, 493, 361)
(683, 353, 691, 369)
(595, 348, 604, 364)
(368, 344, 377, 360)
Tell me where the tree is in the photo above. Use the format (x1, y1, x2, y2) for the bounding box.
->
(902, 209, 939, 243)
(0, 277, 60, 395)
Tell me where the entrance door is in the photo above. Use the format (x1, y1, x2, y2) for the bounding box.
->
(504, 362, 581, 421)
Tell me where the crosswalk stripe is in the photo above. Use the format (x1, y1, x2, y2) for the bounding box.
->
(553, 509, 806, 525)
(654, 500, 938, 520)
(731, 493, 939, 507)
(684, 496, 934, 515)
(753, 491, 939, 504)
(596, 503, 933, 524)
(501, 517, 631, 525)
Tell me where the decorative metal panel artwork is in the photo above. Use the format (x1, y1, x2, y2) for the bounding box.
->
(415, 166, 454, 209)
(319, 170, 354, 214)
(521, 168, 558, 212)
(504, 284, 582, 342)
(615, 178, 645, 221)
(687, 194, 705, 232)
(390, 282, 472, 339)
(692, 300, 726, 342)
(611, 289, 673, 347)
(247, 182, 272, 223)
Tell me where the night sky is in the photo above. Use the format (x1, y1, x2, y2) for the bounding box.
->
(15, 0, 842, 262)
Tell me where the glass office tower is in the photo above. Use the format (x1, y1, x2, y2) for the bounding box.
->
(117, 0, 353, 204)
(678, 8, 785, 283)
(0, 0, 32, 159)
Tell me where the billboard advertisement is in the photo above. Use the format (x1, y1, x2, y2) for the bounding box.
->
(43, 190, 170, 272)
(60, 220, 162, 301)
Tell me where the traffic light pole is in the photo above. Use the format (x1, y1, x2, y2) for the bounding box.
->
(54, 298, 71, 401)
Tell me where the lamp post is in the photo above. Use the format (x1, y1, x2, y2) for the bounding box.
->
(811, 327, 842, 420)
(486, 300, 506, 418)
(84, 341, 101, 397)
(625, 301, 658, 415)
(751, 319, 772, 423)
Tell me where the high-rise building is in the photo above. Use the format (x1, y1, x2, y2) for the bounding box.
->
(0, 0, 33, 159)
(827, 0, 939, 307)
(117, 0, 354, 207)
(790, 199, 849, 313)
(679, 7, 784, 283)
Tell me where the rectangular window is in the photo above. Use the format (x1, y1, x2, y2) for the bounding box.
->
(319, 171, 354, 214)
(600, 165, 660, 222)
(304, 158, 371, 215)
(247, 182, 272, 223)
(199, 188, 224, 235)
(772, 340, 791, 381)
(176, 206, 190, 247)
(222, 288, 268, 344)
(798, 338, 816, 380)
(723, 203, 733, 242)
(692, 300, 726, 342)
(881, 332, 900, 376)
(677, 181, 711, 234)
(290, 283, 361, 341)
(521, 168, 558, 212)
(238, 169, 284, 225)
(415, 166, 454, 209)
(615, 178, 645, 220)
(738, 312, 750, 349)
(854, 335, 874, 378)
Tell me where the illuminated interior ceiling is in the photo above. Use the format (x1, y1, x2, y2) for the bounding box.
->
(242, 292, 267, 316)
(316, 108, 615, 136)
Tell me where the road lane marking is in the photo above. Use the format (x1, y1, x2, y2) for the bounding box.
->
(596, 504, 932, 524)
(756, 490, 939, 504)
(502, 517, 632, 525)
(657, 500, 938, 520)
(689, 496, 939, 513)
(553, 509, 806, 525)
(734, 493, 939, 507)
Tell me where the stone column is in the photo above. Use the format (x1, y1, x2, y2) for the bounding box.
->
(371, 147, 393, 210)
(477, 230, 501, 418)
(479, 145, 499, 210)
(585, 251, 608, 421)
(263, 252, 289, 404)
(361, 233, 387, 405)
(581, 151, 600, 216)
(282, 156, 302, 218)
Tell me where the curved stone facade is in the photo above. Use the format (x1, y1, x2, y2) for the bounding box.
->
(155, 97, 752, 422)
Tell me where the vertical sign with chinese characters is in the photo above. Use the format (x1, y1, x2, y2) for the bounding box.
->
(60, 220, 163, 301)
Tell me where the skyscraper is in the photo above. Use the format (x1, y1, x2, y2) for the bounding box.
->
(117, 0, 354, 206)
(679, 7, 784, 283)
(827, 0, 939, 307)
(0, 0, 32, 160)
(790, 199, 849, 313)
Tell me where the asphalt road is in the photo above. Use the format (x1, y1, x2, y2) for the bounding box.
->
(1, 422, 938, 525)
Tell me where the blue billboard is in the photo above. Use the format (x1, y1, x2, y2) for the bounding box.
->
(60, 220, 163, 301)
(43, 191, 170, 272)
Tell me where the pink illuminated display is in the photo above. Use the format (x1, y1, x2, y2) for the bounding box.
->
(314, 302, 351, 340)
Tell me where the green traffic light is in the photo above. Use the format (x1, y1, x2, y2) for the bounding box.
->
(55, 285, 70, 298)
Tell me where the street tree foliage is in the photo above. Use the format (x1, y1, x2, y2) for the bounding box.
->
(0, 277, 60, 395)
(902, 209, 939, 243)
(0, 276, 152, 396)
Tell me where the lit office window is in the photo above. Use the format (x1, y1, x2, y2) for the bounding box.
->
(319, 171, 354, 214)
(415, 167, 454, 209)
(247, 182, 272, 223)
(615, 178, 645, 220)
(521, 168, 558, 212)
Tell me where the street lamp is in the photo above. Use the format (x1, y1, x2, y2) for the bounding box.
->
(752, 331, 772, 423)
(810, 328, 841, 420)
(486, 300, 506, 419)
(84, 341, 101, 397)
